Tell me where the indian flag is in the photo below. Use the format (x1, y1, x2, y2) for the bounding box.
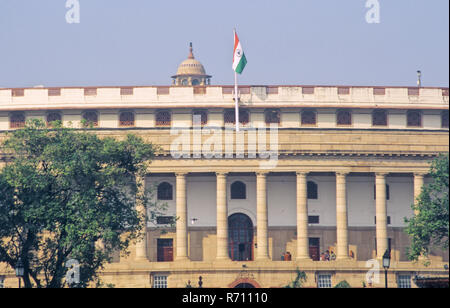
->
(232, 30, 247, 74)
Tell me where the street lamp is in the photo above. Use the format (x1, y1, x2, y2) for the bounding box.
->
(382, 250, 391, 288)
(15, 257, 24, 289)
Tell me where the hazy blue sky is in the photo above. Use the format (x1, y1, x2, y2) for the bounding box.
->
(0, 0, 448, 88)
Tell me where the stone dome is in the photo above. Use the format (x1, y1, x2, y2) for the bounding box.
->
(172, 43, 211, 86)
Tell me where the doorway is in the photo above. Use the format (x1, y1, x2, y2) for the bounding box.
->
(157, 239, 173, 262)
(228, 213, 254, 261)
(309, 238, 320, 261)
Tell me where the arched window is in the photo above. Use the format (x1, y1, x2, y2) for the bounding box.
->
(10, 112, 25, 129)
(301, 109, 317, 125)
(407, 110, 421, 127)
(46, 112, 62, 127)
(231, 181, 246, 199)
(307, 181, 318, 199)
(119, 111, 135, 127)
(82, 111, 98, 127)
(224, 110, 249, 125)
(193, 110, 208, 125)
(337, 110, 352, 126)
(157, 182, 173, 200)
(441, 111, 449, 128)
(372, 110, 387, 126)
(192, 79, 200, 86)
(156, 111, 171, 127)
(265, 109, 280, 124)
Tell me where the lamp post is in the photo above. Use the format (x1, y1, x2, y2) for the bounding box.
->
(15, 257, 24, 289)
(382, 249, 391, 288)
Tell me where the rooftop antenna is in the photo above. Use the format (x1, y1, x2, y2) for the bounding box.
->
(417, 70, 422, 87)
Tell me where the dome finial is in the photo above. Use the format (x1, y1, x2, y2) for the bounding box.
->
(188, 42, 194, 59)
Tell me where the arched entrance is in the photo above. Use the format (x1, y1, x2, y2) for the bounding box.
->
(228, 213, 253, 261)
(228, 278, 261, 288)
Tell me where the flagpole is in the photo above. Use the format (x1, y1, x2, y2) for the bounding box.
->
(234, 71, 239, 132)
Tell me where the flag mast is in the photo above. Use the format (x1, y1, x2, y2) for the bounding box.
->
(233, 29, 247, 132)
(235, 69, 239, 132)
(234, 29, 240, 132)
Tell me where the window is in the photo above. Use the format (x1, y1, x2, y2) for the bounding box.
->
(156, 216, 174, 225)
(372, 110, 388, 126)
(397, 275, 412, 288)
(46, 112, 62, 127)
(192, 79, 200, 86)
(442, 111, 449, 128)
(231, 181, 246, 199)
(193, 110, 208, 125)
(119, 111, 135, 127)
(153, 275, 168, 288)
(337, 110, 352, 126)
(308, 216, 320, 224)
(48, 88, 61, 96)
(374, 184, 390, 200)
(301, 110, 317, 125)
(10, 112, 26, 129)
(265, 109, 280, 124)
(157, 182, 173, 200)
(84, 88, 97, 96)
(317, 274, 332, 288)
(407, 110, 421, 127)
(156, 111, 171, 127)
(224, 109, 249, 125)
(82, 111, 98, 127)
(120, 87, 133, 95)
(307, 181, 318, 199)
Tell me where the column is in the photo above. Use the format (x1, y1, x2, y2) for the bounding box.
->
(296, 172, 310, 260)
(413, 173, 425, 215)
(216, 172, 230, 260)
(375, 173, 388, 259)
(336, 172, 350, 260)
(135, 175, 148, 260)
(256, 172, 270, 260)
(176, 172, 189, 260)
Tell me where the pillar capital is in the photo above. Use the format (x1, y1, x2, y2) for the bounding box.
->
(175, 172, 188, 177)
(216, 172, 229, 177)
(375, 172, 389, 177)
(296, 171, 308, 177)
(335, 171, 349, 177)
(413, 172, 427, 177)
(256, 171, 269, 177)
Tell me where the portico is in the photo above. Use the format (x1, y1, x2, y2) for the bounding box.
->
(136, 164, 434, 264)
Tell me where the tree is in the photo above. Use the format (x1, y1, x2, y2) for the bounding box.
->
(0, 119, 165, 288)
(405, 154, 449, 261)
(284, 268, 307, 288)
(334, 280, 351, 288)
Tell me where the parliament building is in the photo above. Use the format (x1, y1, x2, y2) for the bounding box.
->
(0, 45, 449, 288)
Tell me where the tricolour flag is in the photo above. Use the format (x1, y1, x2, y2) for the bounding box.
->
(232, 30, 247, 74)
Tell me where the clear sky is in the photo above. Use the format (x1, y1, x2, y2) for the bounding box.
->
(0, 0, 448, 88)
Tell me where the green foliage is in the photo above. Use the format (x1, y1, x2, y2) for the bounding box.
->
(0, 119, 165, 288)
(284, 268, 307, 288)
(334, 280, 351, 288)
(405, 154, 449, 261)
